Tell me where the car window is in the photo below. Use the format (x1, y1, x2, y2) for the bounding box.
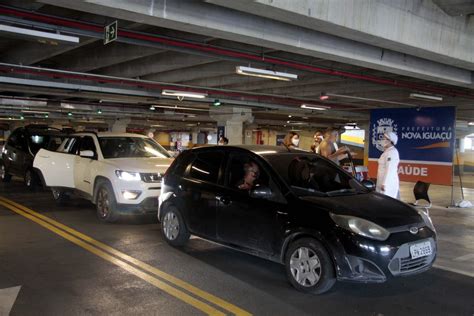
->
(59, 137, 79, 154)
(6, 130, 19, 149)
(226, 153, 270, 191)
(28, 134, 64, 154)
(79, 136, 97, 153)
(98, 137, 170, 159)
(266, 154, 367, 196)
(188, 151, 224, 184)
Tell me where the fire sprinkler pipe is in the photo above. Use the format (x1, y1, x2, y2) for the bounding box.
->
(0, 5, 473, 99)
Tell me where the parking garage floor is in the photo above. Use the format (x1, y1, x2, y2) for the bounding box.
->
(1, 180, 473, 316)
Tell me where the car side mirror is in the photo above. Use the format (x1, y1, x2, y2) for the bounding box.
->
(361, 179, 375, 191)
(79, 150, 95, 158)
(249, 186, 273, 199)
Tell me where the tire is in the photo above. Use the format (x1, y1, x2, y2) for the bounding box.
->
(0, 162, 12, 183)
(24, 169, 38, 190)
(51, 188, 69, 205)
(160, 205, 190, 247)
(95, 181, 119, 223)
(285, 238, 336, 294)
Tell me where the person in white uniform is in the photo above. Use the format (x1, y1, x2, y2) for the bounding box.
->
(376, 132, 400, 198)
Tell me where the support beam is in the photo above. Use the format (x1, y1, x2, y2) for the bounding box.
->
(142, 61, 235, 83)
(97, 51, 218, 78)
(39, 0, 473, 87)
(54, 42, 163, 72)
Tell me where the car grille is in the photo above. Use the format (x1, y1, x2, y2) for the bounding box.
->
(388, 238, 436, 276)
(400, 256, 430, 272)
(140, 173, 162, 183)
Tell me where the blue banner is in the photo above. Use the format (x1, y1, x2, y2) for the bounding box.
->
(369, 106, 455, 163)
(368, 106, 455, 185)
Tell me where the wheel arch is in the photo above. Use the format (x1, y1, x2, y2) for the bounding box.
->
(280, 230, 338, 269)
(92, 176, 112, 204)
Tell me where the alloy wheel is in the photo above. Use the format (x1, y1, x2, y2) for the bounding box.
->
(25, 170, 32, 187)
(163, 211, 179, 241)
(97, 188, 110, 218)
(290, 247, 322, 287)
(0, 165, 5, 180)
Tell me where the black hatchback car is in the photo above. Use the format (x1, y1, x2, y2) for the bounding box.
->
(158, 145, 437, 293)
(1, 125, 68, 189)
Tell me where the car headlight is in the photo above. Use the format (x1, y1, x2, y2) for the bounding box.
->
(417, 208, 436, 232)
(115, 170, 141, 181)
(330, 213, 390, 241)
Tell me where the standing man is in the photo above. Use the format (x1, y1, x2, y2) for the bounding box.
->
(319, 128, 350, 164)
(376, 132, 400, 198)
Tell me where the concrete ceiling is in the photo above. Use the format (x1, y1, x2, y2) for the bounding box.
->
(0, 0, 472, 132)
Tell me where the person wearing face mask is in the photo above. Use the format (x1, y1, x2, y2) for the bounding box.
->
(282, 132, 300, 149)
(376, 132, 400, 199)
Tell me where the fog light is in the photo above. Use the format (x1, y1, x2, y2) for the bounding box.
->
(122, 190, 141, 200)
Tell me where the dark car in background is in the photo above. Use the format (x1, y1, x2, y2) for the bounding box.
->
(158, 145, 437, 294)
(1, 125, 69, 189)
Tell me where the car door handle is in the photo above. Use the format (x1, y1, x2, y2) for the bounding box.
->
(216, 196, 231, 205)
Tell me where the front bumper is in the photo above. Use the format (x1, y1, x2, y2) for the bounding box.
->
(116, 197, 159, 216)
(329, 227, 437, 283)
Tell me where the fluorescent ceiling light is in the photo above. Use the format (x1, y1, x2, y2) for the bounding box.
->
(301, 104, 331, 111)
(161, 89, 207, 99)
(236, 66, 297, 81)
(21, 110, 49, 114)
(0, 24, 79, 43)
(469, 122, 474, 126)
(409, 93, 443, 102)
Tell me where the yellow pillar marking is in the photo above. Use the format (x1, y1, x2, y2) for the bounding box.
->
(0, 197, 250, 316)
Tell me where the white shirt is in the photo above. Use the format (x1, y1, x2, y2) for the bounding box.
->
(376, 146, 400, 198)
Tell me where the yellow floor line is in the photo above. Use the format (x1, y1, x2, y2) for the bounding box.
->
(0, 197, 241, 315)
(0, 196, 251, 316)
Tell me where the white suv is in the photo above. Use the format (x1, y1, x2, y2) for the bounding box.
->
(33, 132, 173, 222)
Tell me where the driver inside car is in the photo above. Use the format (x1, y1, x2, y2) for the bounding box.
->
(237, 161, 260, 190)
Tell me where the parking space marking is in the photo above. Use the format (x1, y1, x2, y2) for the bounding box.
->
(0, 197, 251, 316)
(453, 254, 474, 262)
(433, 264, 474, 278)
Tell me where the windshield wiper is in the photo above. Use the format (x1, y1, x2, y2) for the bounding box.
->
(326, 189, 357, 196)
(291, 186, 328, 197)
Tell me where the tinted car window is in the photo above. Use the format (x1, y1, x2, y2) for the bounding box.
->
(266, 153, 366, 196)
(188, 151, 224, 184)
(28, 134, 63, 154)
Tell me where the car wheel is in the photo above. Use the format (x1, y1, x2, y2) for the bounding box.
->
(285, 238, 336, 294)
(24, 169, 38, 190)
(51, 188, 69, 205)
(95, 182, 119, 223)
(161, 205, 189, 246)
(0, 163, 12, 183)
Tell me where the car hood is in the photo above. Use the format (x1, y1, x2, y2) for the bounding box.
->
(301, 192, 422, 229)
(103, 157, 173, 173)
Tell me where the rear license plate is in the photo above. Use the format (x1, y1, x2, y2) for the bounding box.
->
(410, 241, 432, 259)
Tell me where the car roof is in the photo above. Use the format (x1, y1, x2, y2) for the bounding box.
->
(189, 145, 311, 157)
(71, 132, 147, 138)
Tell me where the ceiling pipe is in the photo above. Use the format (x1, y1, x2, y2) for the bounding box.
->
(0, 63, 364, 112)
(0, 5, 472, 99)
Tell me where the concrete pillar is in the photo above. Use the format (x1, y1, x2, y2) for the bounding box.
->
(110, 118, 131, 133)
(209, 106, 253, 145)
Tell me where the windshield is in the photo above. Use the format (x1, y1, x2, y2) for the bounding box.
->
(28, 134, 64, 155)
(265, 153, 367, 196)
(98, 137, 171, 159)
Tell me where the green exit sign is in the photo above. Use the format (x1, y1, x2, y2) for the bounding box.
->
(104, 21, 118, 45)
